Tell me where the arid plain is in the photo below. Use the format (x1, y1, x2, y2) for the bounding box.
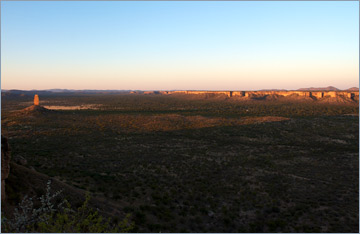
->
(1, 89, 359, 232)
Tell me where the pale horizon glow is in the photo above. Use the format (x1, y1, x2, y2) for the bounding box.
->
(1, 1, 359, 91)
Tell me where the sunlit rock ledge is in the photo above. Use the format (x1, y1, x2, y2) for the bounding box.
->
(131, 90, 359, 100)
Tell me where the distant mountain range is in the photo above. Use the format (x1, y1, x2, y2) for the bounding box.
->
(45, 89, 133, 93)
(296, 86, 359, 92)
(297, 86, 340, 91)
(345, 87, 359, 91)
(1, 89, 132, 96)
(258, 89, 287, 91)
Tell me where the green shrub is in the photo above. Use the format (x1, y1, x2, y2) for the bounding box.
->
(2, 180, 134, 233)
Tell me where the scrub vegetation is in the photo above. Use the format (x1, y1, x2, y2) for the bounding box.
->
(2, 93, 358, 232)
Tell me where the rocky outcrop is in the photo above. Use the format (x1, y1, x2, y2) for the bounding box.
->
(34, 94, 39, 106)
(14, 95, 53, 117)
(2, 136, 11, 202)
(311, 91, 323, 99)
(13, 155, 27, 166)
(17, 105, 53, 116)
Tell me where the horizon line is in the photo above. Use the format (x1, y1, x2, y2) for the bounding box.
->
(1, 86, 359, 92)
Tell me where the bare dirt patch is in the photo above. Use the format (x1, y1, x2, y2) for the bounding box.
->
(43, 104, 102, 110)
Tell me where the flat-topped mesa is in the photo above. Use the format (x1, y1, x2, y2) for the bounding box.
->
(34, 94, 40, 106)
(186, 91, 232, 97)
(161, 90, 359, 101)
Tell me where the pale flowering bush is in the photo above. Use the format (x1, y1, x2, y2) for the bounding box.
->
(2, 180, 64, 232)
(2, 180, 134, 233)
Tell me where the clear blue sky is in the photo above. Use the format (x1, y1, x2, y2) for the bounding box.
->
(1, 1, 358, 90)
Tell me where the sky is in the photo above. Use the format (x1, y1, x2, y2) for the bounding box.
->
(1, 1, 359, 91)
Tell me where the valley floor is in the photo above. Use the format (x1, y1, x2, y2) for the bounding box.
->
(1, 94, 359, 232)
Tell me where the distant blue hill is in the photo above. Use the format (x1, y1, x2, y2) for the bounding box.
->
(297, 86, 339, 91)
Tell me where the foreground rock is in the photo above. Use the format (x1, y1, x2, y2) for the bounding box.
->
(12, 155, 27, 166)
(1, 135, 11, 202)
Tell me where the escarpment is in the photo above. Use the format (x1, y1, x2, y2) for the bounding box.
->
(132, 90, 359, 102)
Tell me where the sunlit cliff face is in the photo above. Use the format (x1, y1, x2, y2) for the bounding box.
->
(34, 94, 39, 106)
(159, 90, 359, 99)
